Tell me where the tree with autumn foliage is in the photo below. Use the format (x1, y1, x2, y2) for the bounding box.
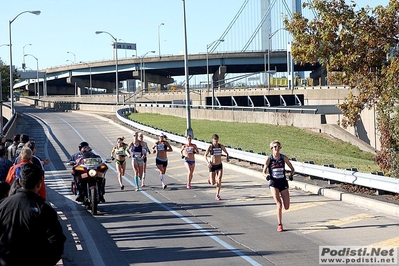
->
(0, 59, 11, 101)
(284, 0, 399, 176)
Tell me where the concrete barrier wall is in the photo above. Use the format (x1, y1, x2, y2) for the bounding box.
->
(135, 105, 323, 129)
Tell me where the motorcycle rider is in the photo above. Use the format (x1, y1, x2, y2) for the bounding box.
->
(70, 142, 89, 202)
(73, 145, 106, 203)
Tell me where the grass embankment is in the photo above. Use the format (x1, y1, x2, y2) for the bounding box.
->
(127, 113, 380, 173)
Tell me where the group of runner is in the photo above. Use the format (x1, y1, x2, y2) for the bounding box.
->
(110, 132, 295, 232)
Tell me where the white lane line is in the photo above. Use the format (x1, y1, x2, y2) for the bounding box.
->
(32, 113, 261, 266)
(119, 175, 261, 266)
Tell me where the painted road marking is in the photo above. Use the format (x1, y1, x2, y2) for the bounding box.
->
(299, 213, 376, 234)
(256, 202, 329, 217)
(371, 237, 399, 246)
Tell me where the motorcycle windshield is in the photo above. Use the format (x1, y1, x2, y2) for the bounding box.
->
(81, 158, 103, 166)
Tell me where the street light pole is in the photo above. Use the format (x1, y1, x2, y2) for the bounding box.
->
(24, 54, 39, 99)
(206, 39, 224, 109)
(79, 61, 92, 95)
(140, 51, 155, 94)
(9, 10, 41, 114)
(158, 23, 164, 57)
(67, 51, 76, 64)
(22, 43, 31, 70)
(182, 0, 193, 137)
(119, 39, 127, 58)
(95, 30, 119, 104)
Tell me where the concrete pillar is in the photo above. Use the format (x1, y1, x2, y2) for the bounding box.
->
(212, 65, 226, 89)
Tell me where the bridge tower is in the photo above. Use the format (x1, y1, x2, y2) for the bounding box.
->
(260, 0, 302, 86)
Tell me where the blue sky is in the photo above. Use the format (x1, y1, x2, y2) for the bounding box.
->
(0, 0, 389, 73)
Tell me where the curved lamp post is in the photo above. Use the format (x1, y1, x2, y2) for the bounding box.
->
(24, 54, 39, 99)
(140, 50, 155, 95)
(79, 61, 92, 95)
(9, 10, 41, 114)
(158, 23, 164, 57)
(118, 39, 127, 58)
(206, 38, 224, 109)
(95, 30, 119, 104)
(22, 43, 31, 70)
(182, 0, 193, 137)
(67, 51, 76, 64)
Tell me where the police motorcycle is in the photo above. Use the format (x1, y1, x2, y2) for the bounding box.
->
(69, 146, 111, 215)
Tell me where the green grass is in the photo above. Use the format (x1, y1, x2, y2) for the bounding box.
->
(127, 113, 380, 173)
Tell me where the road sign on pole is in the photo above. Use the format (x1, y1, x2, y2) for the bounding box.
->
(113, 42, 136, 50)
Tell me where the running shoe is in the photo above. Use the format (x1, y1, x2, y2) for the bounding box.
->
(277, 224, 283, 232)
(141, 182, 146, 187)
(120, 185, 125, 190)
(207, 177, 211, 185)
(135, 187, 139, 191)
(162, 184, 168, 189)
(215, 195, 221, 201)
(187, 184, 191, 189)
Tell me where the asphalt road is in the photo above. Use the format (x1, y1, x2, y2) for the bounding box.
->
(14, 103, 399, 266)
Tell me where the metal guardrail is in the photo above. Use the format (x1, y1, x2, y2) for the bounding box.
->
(116, 108, 399, 194)
(135, 102, 319, 114)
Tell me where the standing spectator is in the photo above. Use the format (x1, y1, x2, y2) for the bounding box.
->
(6, 147, 46, 200)
(111, 137, 128, 190)
(180, 135, 199, 189)
(0, 145, 12, 183)
(14, 141, 50, 171)
(204, 134, 230, 201)
(151, 133, 173, 189)
(138, 133, 151, 187)
(13, 134, 29, 164)
(6, 134, 19, 162)
(0, 163, 66, 266)
(262, 140, 295, 232)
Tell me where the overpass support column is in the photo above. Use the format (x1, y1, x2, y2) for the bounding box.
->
(67, 77, 117, 94)
(212, 65, 226, 89)
(309, 66, 327, 86)
(133, 71, 174, 92)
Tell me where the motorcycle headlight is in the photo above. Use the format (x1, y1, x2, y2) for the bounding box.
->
(88, 169, 97, 177)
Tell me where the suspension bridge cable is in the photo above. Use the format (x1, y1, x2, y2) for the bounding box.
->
(281, 0, 294, 19)
(241, 0, 277, 52)
(209, 0, 250, 53)
(305, 0, 319, 19)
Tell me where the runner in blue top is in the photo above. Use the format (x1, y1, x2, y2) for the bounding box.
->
(138, 133, 151, 187)
(127, 132, 147, 191)
(263, 140, 295, 232)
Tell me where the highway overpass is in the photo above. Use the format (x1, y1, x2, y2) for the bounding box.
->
(14, 51, 322, 96)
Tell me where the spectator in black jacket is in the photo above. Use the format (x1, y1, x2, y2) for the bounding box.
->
(0, 163, 66, 266)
